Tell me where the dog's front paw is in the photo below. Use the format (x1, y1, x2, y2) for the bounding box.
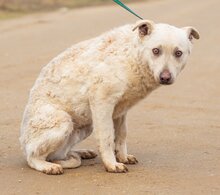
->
(105, 162, 128, 173)
(116, 154, 138, 164)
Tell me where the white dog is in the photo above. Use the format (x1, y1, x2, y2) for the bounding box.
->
(20, 20, 199, 174)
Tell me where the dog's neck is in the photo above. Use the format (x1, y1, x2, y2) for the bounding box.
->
(124, 31, 159, 94)
(100, 25, 159, 98)
(112, 37, 159, 118)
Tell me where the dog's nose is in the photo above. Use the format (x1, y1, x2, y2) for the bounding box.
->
(159, 70, 172, 85)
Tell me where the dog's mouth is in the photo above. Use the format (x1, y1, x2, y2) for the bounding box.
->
(159, 80, 174, 85)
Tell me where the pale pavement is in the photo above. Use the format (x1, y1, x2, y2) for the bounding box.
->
(0, 0, 219, 194)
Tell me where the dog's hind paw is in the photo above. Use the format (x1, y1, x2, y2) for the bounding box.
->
(75, 149, 97, 159)
(42, 164, 64, 175)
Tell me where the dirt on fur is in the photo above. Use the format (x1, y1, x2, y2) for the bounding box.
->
(0, 0, 219, 194)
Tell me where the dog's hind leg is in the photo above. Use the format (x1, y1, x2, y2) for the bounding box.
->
(48, 124, 96, 169)
(70, 125, 97, 160)
(23, 105, 74, 174)
(53, 152, 81, 169)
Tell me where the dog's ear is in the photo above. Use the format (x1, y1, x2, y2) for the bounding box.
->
(182, 26, 200, 41)
(132, 20, 154, 37)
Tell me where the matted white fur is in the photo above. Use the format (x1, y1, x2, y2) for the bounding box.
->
(20, 20, 199, 174)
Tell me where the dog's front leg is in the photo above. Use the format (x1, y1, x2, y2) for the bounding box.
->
(114, 114, 138, 164)
(91, 99, 128, 173)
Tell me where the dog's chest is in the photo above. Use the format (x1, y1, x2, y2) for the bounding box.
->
(113, 66, 158, 118)
(113, 84, 155, 118)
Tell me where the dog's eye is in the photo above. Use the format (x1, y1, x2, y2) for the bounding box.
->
(152, 48, 160, 55)
(175, 50, 183, 58)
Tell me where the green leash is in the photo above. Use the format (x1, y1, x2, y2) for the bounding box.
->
(113, 0, 143, 20)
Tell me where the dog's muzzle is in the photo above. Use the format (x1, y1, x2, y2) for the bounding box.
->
(159, 70, 173, 85)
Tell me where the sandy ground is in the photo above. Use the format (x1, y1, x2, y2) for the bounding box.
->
(0, 0, 220, 194)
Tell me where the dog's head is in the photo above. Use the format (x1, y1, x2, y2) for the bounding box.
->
(133, 20, 200, 85)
